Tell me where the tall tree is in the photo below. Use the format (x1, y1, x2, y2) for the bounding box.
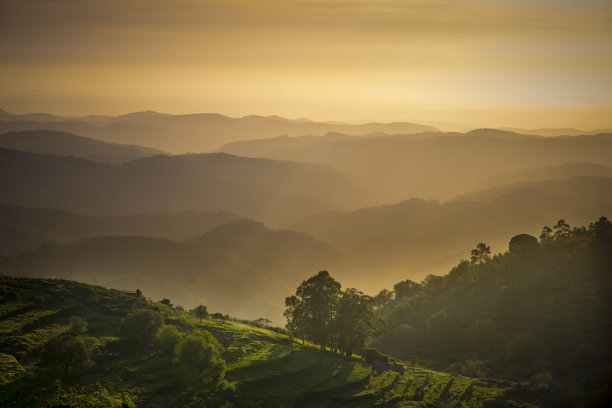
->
(332, 288, 378, 357)
(553, 219, 571, 239)
(285, 271, 341, 351)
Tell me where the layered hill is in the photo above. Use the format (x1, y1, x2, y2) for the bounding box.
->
(1, 220, 339, 323)
(219, 131, 612, 202)
(292, 177, 612, 291)
(0, 130, 164, 162)
(0, 148, 367, 226)
(0, 109, 439, 153)
(0, 204, 240, 255)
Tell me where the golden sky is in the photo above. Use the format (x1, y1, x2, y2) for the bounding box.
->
(1, 0, 611, 129)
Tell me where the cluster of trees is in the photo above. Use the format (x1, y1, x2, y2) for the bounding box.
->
(284, 271, 382, 357)
(117, 305, 228, 392)
(370, 216, 611, 404)
(40, 298, 229, 392)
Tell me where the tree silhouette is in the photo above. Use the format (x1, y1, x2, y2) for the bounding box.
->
(470, 242, 491, 264)
(508, 234, 538, 254)
(393, 279, 421, 299)
(539, 226, 552, 242)
(553, 219, 571, 238)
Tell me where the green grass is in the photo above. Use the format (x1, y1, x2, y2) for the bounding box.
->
(0, 277, 547, 407)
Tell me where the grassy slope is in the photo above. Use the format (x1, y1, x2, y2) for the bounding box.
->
(0, 277, 544, 407)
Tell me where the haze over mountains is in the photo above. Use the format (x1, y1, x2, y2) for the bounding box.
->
(0, 109, 439, 153)
(2, 219, 338, 323)
(219, 129, 612, 202)
(0, 108, 611, 322)
(0, 129, 164, 163)
(0, 147, 365, 226)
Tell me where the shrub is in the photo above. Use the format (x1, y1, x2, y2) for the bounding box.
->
(157, 325, 183, 354)
(39, 335, 93, 376)
(173, 330, 226, 391)
(68, 316, 88, 336)
(119, 309, 164, 346)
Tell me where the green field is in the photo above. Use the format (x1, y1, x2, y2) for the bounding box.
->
(0, 276, 545, 407)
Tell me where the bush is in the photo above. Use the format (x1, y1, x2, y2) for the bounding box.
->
(157, 325, 183, 354)
(173, 330, 226, 391)
(39, 335, 93, 376)
(68, 316, 88, 336)
(119, 309, 164, 346)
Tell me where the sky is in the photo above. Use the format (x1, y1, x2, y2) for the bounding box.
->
(1, 0, 611, 129)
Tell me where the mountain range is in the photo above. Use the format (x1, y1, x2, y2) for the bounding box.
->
(0, 109, 439, 153)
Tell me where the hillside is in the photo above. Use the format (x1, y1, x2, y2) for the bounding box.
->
(292, 177, 612, 291)
(0, 130, 164, 162)
(371, 216, 612, 407)
(0, 148, 367, 226)
(218, 131, 612, 202)
(0, 109, 439, 153)
(0, 277, 548, 407)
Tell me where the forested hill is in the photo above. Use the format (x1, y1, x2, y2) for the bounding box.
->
(373, 216, 612, 406)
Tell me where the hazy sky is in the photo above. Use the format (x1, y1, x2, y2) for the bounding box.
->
(1, 0, 611, 129)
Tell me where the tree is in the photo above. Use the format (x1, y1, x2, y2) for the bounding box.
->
(332, 288, 378, 357)
(160, 298, 173, 307)
(39, 335, 92, 376)
(590, 216, 612, 238)
(374, 288, 393, 309)
(252, 318, 272, 328)
(285, 271, 341, 351)
(508, 234, 538, 255)
(393, 279, 421, 299)
(191, 304, 208, 323)
(470, 242, 491, 264)
(68, 316, 87, 336)
(119, 309, 164, 346)
(539, 226, 552, 242)
(284, 295, 307, 344)
(553, 219, 571, 239)
(173, 330, 226, 391)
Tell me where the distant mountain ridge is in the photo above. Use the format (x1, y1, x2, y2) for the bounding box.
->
(0, 129, 165, 162)
(0, 108, 440, 153)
